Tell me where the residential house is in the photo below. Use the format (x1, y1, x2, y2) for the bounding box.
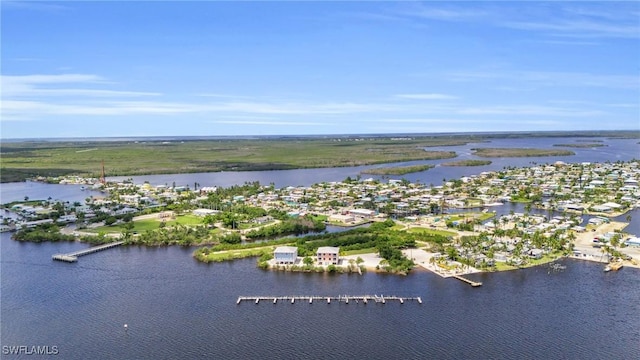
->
(316, 246, 339, 265)
(274, 246, 298, 264)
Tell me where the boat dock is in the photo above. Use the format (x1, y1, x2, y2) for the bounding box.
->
(452, 275, 482, 287)
(52, 241, 124, 263)
(236, 295, 422, 305)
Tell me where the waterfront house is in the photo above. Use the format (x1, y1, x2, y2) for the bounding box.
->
(624, 237, 640, 247)
(316, 246, 339, 265)
(529, 249, 544, 259)
(274, 246, 298, 264)
(329, 213, 355, 224)
(349, 208, 376, 218)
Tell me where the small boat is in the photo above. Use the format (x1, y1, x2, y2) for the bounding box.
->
(609, 261, 623, 271)
(604, 261, 623, 272)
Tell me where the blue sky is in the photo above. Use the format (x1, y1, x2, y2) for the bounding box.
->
(1, 1, 639, 139)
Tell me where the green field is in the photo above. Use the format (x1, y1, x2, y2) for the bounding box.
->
(89, 214, 204, 233)
(343, 247, 377, 255)
(0, 137, 471, 182)
(407, 227, 457, 237)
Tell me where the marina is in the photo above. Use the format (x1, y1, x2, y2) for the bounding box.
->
(236, 295, 422, 305)
(52, 241, 124, 263)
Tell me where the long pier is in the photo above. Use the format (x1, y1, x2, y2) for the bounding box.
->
(452, 275, 482, 287)
(52, 241, 124, 263)
(236, 295, 422, 305)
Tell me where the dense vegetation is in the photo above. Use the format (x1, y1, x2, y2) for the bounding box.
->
(553, 143, 606, 148)
(472, 148, 575, 157)
(12, 224, 112, 245)
(192, 220, 424, 273)
(123, 224, 212, 246)
(244, 217, 326, 239)
(441, 160, 492, 166)
(360, 164, 436, 175)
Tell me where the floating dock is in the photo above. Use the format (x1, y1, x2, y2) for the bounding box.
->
(452, 275, 482, 287)
(52, 241, 124, 263)
(236, 295, 422, 305)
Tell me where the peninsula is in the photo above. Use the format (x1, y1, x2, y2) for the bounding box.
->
(5, 160, 640, 278)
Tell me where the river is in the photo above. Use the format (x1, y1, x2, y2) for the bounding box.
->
(1, 136, 639, 359)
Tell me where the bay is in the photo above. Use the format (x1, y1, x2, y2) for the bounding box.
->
(1, 135, 639, 359)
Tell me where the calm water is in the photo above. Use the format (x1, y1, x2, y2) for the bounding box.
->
(2, 235, 639, 359)
(2, 136, 640, 359)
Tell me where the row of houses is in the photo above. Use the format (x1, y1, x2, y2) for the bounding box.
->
(273, 246, 340, 266)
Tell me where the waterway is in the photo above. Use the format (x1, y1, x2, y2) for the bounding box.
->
(1, 136, 639, 359)
(1, 233, 639, 359)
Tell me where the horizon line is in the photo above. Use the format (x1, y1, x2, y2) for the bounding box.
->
(1, 129, 639, 143)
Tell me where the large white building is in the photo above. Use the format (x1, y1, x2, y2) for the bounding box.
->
(273, 246, 298, 264)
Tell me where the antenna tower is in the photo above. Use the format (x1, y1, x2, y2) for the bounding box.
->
(100, 160, 106, 185)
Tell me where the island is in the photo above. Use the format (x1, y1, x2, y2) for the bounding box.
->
(553, 143, 607, 148)
(361, 164, 434, 175)
(441, 160, 492, 167)
(472, 148, 575, 157)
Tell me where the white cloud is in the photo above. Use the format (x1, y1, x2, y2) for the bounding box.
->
(503, 20, 640, 39)
(400, 4, 488, 21)
(211, 120, 324, 126)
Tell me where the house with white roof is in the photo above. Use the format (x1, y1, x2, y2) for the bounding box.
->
(274, 246, 298, 264)
(316, 246, 339, 265)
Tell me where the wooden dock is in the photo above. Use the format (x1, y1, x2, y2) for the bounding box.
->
(236, 295, 422, 305)
(452, 275, 482, 287)
(52, 241, 124, 263)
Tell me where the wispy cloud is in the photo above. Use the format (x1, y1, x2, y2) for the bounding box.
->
(386, 2, 639, 39)
(503, 19, 639, 39)
(2, 0, 71, 13)
(400, 3, 488, 21)
(394, 93, 458, 100)
(211, 120, 324, 126)
(447, 70, 639, 89)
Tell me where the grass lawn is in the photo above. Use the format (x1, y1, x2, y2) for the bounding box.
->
(89, 214, 204, 233)
(343, 247, 377, 256)
(197, 248, 272, 262)
(407, 227, 457, 237)
(169, 214, 203, 226)
(310, 214, 328, 222)
(446, 212, 494, 222)
(237, 220, 276, 230)
(493, 252, 563, 271)
(391, 224, 406, 231)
